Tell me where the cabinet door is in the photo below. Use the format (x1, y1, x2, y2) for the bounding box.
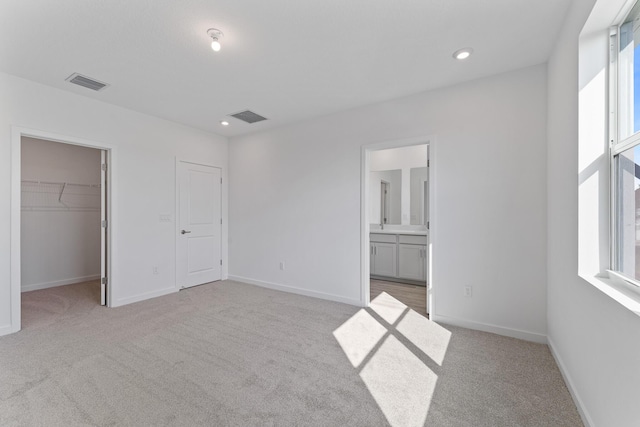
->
(398, 244, 425, 281)
(372, 242, 397, 277)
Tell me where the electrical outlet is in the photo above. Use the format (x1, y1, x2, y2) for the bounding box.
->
(153, 266, 159, 275)
(279, 262, 285, 271)
(464, 286, 472, 297)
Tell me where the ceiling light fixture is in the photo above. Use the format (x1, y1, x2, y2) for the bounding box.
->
(220, 120, 229, 126)
(453, 48, 473, 60)
(453, 47, 473, 61)
(207, 28, 224, 52)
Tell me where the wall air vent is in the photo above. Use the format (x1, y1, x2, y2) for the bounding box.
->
(229, 110, 268, 124)
(65, 73, 109, 91)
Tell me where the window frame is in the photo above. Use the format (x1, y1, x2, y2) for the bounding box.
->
(610, 7, 640, 287)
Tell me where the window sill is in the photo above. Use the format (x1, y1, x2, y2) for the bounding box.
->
(580, 272, 640, 317)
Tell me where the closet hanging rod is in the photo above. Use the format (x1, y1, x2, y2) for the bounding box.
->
(21, 180, 101, 188)
(58, 183, 66, 202)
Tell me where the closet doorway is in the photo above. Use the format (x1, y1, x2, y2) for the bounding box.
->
(11, 130, 112, 332)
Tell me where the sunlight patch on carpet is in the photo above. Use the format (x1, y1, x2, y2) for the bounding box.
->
(333, 292, 452, 426)
(369, 292, 407, 324)
(396, 309, 451, 366)
(332, 309, 387, 368)
(360, 335, 436, 427)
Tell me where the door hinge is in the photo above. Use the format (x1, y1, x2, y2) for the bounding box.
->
(220, 259, 222, 266)
(220, 177, 222, 184)
(101, 277, 108, 285)
(101, 220, 108, 228)
(220, 218, 222, 225)
(427, 221, 430, 230)
(101, 163, 107, 171)
(427, 159, 430, 167)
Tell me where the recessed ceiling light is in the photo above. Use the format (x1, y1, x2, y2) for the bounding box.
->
(220, 120, 229, 126)
(453, 48, 473, 60)
(207, 28, 224, 52)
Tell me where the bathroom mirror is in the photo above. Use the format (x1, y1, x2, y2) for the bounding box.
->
(410, 167, 428, 225)
(370, 169, 401, 225)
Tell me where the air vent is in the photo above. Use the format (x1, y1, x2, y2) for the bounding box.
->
(65, 73, 109, 91)
(230, 110, 268, 124)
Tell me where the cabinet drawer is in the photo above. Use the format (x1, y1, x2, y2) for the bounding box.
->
(370, 233, 397, 243)
(398, 234, 426, 245)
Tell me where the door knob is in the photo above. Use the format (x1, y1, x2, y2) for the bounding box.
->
(181, 230, 191, 234)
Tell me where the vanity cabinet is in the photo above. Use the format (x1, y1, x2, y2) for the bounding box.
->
(370, 233, 426, 283)
(370, 242, 397, 277)
(370, 234, 397, 277)
(398, 244, 426, 281)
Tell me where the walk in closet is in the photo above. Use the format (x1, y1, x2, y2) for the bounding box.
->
(21, 137, 102, 295)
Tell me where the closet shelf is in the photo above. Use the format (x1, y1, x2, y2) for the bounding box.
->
(21, 180, 101, 211)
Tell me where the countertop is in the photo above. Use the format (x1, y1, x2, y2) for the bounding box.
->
(370, 229, 428, 236)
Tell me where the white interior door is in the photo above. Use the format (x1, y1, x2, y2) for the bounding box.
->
(425, 145, 430, 313)
(100, 150, 107, 306)
(177, 161, 222, 288)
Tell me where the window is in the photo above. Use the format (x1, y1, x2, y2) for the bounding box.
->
(613, 1, 640, 283)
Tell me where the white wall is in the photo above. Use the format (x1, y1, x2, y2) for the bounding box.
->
(229, 64, 548, 341)
(0, 71, 228, 335)
(21, 137, 101, 291)
(547, 0, 640, 426)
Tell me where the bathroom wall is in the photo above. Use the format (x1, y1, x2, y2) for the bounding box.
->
(370, 145, 428, 226)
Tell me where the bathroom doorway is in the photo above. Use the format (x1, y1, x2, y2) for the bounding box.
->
(361, 137, 434, 317)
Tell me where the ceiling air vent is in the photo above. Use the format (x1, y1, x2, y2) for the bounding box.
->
(65, 73, 109, 91)
(230, 110, 268, 124)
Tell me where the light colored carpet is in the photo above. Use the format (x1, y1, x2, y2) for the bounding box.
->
(0, 280, 582, 426)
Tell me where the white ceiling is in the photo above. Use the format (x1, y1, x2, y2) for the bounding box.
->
(0, 0, 571, 137)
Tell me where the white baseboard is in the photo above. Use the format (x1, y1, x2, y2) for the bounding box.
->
(21, 275, 101, 292)
(431, 314, 547, 344)
(228, 275, 362, 306)
(547, 336, 594, 427)
(0, 323, 16, 337)
(113, 287, 177, 307)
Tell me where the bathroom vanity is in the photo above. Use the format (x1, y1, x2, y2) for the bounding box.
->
(370, 230, 427, 285)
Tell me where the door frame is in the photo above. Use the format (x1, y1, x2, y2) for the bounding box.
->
(10, 126, 117, 333)
(360, 135, 436, 314)
(174, 159, 223, 292)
